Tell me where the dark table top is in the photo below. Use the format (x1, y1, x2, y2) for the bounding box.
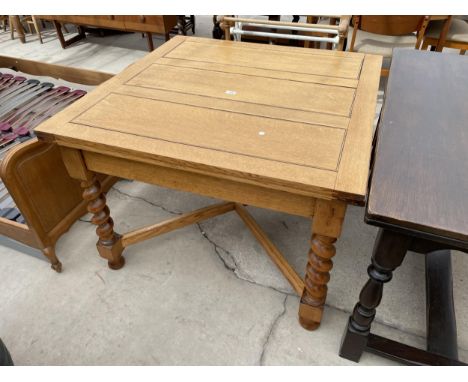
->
(367, 49, 468, 244)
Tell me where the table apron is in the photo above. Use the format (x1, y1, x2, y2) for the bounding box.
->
(82, 150, 317, 218)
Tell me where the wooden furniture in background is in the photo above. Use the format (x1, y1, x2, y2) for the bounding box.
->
(340, 49, 468, 365)
(422, 16, 467, 54)
(349, 15, 435, 76)
(0, 55, 117, 271)
(7, 16, 42, 44)
(220, 16, 350, 50)
(36, 36, 381, 330)
(303, 16, 350, 49)
(23, 16, 43, 44)
(9, 16, 26, 43)
(39, 16, 178, 51)
(213, 15, 299, 40)
(1, 16, 9, 31)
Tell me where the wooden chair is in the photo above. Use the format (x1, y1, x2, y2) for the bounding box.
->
(349, 16, 432, 76)
(0, 16, 8, 31)
(422, 16, 467, 55)
(24, 16, 43, 44)
(220, 16, 350, 51)
(8, 15, 43, 44)
(303, 16, 350, 49)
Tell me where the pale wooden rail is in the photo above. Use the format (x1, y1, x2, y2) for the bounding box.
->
(234, 203, 304, 295)
(122, 201, 235, 247)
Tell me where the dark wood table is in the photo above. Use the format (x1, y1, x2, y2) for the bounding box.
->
(339, 49, 468, 365)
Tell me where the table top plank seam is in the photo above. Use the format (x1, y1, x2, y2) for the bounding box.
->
(117, 85, 350, 129)
(333, 129, 348, 173)
(154, 57, 359, 88)
(121, 83, 354, 119)
(347, 56, 364, 112)
(33, 35, 188, 136)
(184, 36, 366, 60)
(330, 61, 362, 172)
(165, 40, 363, 80)
(150, 61, 360, 89)
(333, 53, 383, 197)
(162, 54, 362, 81)
(68, 118, 341, 173)
(113, 88, 349, 130)
(109, 35, 187, 88)
(153, 57, 362, 85)
(52, 135, 339, 200)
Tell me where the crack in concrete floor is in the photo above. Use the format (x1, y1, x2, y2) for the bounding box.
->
(259, 294, 288, 365)
(111, 184, 297, 296)
(76, 182, 468, 356)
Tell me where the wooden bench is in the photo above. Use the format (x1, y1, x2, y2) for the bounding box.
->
(339, 49, 468, 365)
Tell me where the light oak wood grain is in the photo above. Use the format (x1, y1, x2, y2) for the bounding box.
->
(122, 202, 235, 247)
(235, 203, 305, 295)
(82, 151, 318, 217)
(119, 85, 350, 129)
(34, 37, 381, 327)
(155, 57, 359, 88)
(165, 40, 363, 79)
(36, 36, 381, 203)
(334, 54, 382, 200)
(74, 93, 346, 170)
(126, 64, 356, 116)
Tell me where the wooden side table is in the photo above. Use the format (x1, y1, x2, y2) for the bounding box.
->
(35, 36, 381, 330)
(340, 49, 468, 365)
(39, 16, 178, 51)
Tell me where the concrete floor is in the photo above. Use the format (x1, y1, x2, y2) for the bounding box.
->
(0, 16, 467, 366)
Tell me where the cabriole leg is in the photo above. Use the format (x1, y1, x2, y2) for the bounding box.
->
(42, 246, 62, 273)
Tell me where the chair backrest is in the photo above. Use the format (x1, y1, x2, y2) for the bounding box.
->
(358, 15, 425, 36)
(350, 15, 432, 55)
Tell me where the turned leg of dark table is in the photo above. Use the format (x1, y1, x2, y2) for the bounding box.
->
(340, 229, 410, 362)
(190, 15, 195, 33)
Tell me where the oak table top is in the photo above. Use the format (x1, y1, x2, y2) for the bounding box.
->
(36, 35, 381, 204)
(36, 36, 382, 331)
